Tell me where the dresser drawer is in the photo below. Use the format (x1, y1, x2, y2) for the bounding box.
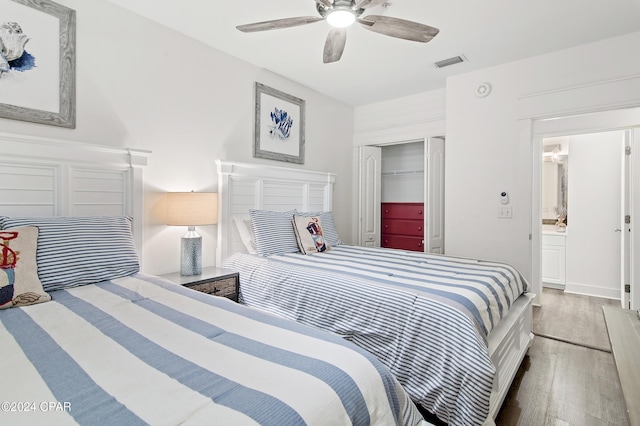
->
(381, 202, 424, 220)
(160, 267, 240, 303)
(382, 219, 424, 237)
(382, 234, 424, 251)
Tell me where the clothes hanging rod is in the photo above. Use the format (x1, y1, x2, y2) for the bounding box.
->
(381, 169, 424, 176)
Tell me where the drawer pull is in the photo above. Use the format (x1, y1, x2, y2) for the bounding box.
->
(418, 226, 423, 231)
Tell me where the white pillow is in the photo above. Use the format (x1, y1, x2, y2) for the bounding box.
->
(233, 216, 257, 254)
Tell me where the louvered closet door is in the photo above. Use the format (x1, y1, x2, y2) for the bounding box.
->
(426, 136, 445, 254)
(358, 146, 382, 247)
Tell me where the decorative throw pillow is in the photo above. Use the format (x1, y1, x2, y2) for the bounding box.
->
(249, 209, 299, 256)
(297, 211, 342, 246)
(0, 216, 139, 292)
(233, 216, 257, 254)
(292, 215, 330, 255)
(0, 226, 51, 309)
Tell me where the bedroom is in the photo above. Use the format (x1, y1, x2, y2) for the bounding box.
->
(1, 0, 639, 425)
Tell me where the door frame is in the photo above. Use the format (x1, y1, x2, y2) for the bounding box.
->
(355, 137, 445, 252)
(531, 107, 640, 309)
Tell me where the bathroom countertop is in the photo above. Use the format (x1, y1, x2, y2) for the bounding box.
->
(542, 225, 568, 235)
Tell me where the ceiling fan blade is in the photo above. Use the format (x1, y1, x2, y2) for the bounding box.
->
(354, 0, 386, 9)
(315, 0, 334, 7)
(237, 16, 324, 32)
(323, 28, 347, 63)
(358, 15, 439, 42)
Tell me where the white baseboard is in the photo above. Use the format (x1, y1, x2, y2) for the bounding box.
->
(564, 281, 621, 300)
(542, 282, 565, 290)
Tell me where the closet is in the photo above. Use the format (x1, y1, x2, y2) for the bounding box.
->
(357, 137, 445, 253)
(381, 142, 425, 251)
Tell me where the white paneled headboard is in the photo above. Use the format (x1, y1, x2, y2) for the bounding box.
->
(216, 160, 336, 265)
(0, 133, 150, 255)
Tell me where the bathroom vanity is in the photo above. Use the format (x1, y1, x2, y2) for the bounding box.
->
(542, 227, 567, 289)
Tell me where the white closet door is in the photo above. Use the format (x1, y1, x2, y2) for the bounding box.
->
(426, 137, 445, 253)
(358, 145, 381, 247)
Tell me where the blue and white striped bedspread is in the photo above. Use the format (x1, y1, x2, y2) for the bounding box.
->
(224, 245, 529, 426)
(0, 273, 424, 426)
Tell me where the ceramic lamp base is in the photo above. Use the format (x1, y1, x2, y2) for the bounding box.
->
(180, 226, 202, 276)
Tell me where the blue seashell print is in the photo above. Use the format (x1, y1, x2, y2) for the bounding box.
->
(0, 21, 34, 77)
(268, 108, 294, 141)
(8, 51, 35, 71)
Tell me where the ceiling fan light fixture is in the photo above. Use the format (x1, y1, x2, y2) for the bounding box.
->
(327, 9, 356, 27)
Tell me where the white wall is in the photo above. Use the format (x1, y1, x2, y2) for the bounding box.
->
(0, 0, 355, 275)
(353, 31, 640, 303)
(565, 131, 624, 298)
(353, 89, 446, 146)
(445, 31, 640, 301)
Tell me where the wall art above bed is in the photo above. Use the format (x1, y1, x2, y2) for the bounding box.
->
(253, 82, 305, 164)
(0, 0, 76, 128)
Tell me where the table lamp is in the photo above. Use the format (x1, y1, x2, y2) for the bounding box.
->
(166, 191, 218, 276)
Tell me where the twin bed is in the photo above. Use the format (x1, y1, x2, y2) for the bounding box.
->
(0, 137, 423, 426)
(216, 160, 535, 426)
(0, 137, 534, 426)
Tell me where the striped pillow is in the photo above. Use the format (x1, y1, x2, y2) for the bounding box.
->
(249, 209, 299, 256)
(298, 211, 342, 246)
(0, 216, 139, 292)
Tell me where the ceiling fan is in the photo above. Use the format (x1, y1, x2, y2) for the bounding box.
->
(236, 0, 439, 64)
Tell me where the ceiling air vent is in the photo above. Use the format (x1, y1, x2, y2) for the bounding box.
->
(434, 55, 465, 69)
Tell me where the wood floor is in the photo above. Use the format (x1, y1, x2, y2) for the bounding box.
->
(495, 288, 629, 426)
(533, 288, 619, 352)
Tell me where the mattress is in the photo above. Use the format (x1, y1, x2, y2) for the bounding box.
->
(224, 245, 529, 425)
(0, 273, 424, 426)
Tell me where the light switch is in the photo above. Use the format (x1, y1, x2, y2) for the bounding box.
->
(498, 207, 512, 219)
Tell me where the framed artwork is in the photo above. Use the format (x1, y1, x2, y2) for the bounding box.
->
(254, 82, 305, 164)
(0, 0, 76, 128)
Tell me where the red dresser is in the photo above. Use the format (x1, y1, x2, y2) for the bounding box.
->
(381, 202, 425, 252)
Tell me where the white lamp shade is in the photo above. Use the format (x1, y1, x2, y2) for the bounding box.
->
(166, 192, 218, 226)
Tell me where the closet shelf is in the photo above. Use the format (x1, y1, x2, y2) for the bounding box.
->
(381, 169, 425, 176)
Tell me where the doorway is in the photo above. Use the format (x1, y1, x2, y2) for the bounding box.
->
(540, 131, 626, 300)
(532, 108, 640, 310)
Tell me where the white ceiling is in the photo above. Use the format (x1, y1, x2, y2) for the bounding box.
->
(107, 0, 640, 106)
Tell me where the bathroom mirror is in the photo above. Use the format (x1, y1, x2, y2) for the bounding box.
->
(542, 144, 568, 225)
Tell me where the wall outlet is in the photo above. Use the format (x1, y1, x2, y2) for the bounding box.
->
(498, 207, 513, 219)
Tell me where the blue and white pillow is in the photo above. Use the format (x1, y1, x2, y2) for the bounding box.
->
(0, 216, 139, 292)
(298, 211, 342, 246)
(249, 209, 299, 257)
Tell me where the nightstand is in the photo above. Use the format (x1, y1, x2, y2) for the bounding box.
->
(160, 267, 240, 302)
